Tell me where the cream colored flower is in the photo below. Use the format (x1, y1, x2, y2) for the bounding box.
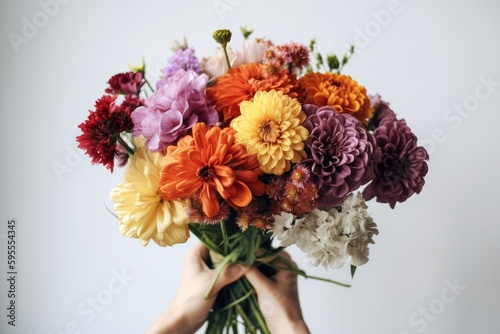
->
(242, 38, 273, 63)
(110, 137, 189, 247)
(200, 45, 243, 79)
(271, 193, 378, 269)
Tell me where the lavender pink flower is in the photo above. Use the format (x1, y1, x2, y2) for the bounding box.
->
(156, 47, 201, 89)
(363, 119, 429, 208)
(132, 69, 219, 151)
(302, 105, 377, 207)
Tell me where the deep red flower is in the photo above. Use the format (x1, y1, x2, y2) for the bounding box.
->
(105, 71, 144, 95)
(77, 95, 143, 172)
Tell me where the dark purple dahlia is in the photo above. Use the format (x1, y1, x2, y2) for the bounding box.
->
(302, 105, 377, 207)
(368, 94, 397, 129)
(363, 119, 429, 208)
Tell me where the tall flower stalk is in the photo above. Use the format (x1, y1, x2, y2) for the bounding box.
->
(213, 29, 233, 70)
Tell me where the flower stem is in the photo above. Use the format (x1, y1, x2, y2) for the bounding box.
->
(271, 255, 351, 288)
(204, 251, 238, 299)
(144, 77, 154, 92)
(115, 133, 135, 156)
(222, 45, 232, 70)
(220, 221, 229, 255)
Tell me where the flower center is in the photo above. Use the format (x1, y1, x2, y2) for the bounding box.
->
(258, 119, 280, 143)
(197, 165, 214, 180)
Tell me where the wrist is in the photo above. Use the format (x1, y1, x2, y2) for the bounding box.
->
(267, 312, 309, 334)
(269, 319, 309, 334)
(146, 303, 196, 334)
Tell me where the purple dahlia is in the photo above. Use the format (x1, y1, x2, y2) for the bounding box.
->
(363, 119, 429, 208)
(368, 94, 398, 129)
(132, 69, 219, 151)
(303, 105, 377, 207)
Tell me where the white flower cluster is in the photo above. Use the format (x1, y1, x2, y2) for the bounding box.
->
(271, 192, 379, 269)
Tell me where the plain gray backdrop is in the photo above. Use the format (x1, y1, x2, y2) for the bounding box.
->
(1, 0, 499, 333)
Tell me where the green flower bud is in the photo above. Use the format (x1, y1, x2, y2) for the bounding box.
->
(213, 29, 232, 46)
(327, 54, 340, 71)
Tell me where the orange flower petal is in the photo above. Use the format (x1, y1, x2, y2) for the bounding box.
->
(200, 183, 220, 218)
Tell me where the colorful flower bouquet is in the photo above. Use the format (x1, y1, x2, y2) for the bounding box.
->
(77, 28, 429, 333)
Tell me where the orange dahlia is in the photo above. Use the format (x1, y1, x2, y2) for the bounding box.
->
(206, 63, 304, 125)
(298, 72, 373, 125)
(158, 123, 266, 219)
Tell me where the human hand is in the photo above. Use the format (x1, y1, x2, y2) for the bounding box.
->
(146, 243, 247, 334)
(245, 251, 310, 334)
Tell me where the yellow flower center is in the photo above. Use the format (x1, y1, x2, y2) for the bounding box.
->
(258, 119, 280, 143)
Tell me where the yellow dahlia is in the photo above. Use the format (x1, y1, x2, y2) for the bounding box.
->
(231, 90, 309, 176)
(109, 137, 189, 247)
(298, 72, 373, 125)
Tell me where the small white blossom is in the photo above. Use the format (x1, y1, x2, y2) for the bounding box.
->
(271, 192, 378, 269)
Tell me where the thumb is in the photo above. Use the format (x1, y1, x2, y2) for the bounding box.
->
(245, 266, 274, 294)
(211, 263, 247, 296)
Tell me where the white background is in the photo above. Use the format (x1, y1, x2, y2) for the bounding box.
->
(1, 0, 499, 333)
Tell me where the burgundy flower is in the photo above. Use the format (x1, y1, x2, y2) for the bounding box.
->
(368, 94, 397, 129)
(77, 95, 143, 172)
(363, 119, 429, 208)
(105, 71, 144, 95)
(302, 105, 377, 207)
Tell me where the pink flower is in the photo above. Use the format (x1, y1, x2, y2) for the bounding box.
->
(105, 72, 144, 95)
(131, 69, 219, 151)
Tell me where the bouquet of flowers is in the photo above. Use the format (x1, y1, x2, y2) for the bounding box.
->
(76, 28, 429, 333)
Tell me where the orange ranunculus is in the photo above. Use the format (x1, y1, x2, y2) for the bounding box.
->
(298, 72, 373, 125)
(206, 63, 304, 125)
(159, 123, 266, 218)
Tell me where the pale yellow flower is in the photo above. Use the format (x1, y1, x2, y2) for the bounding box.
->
(231, 90, 309, 175)
(110, 137, 189, 247)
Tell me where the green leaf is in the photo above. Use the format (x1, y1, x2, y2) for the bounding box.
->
(309, 38, 316, 52)
(350, 264, 357, 279)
